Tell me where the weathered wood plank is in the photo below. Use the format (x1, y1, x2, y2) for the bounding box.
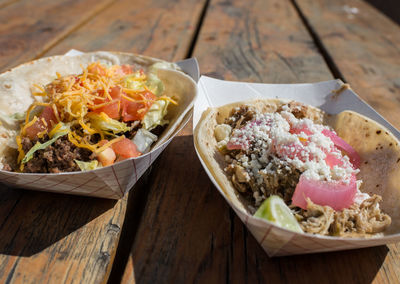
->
(0, 0, 116, 72)
(0, 0, 206, 283)
(193, 0, 333, 83)
(0, 0, 20, 9)
(44, 0, 206, 62)
(295, 0, 400, 128)
(0, 187, 126, 283)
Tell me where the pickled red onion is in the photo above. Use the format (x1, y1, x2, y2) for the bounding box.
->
(322, 129, 360, 168)
(292, 174, 357, 211)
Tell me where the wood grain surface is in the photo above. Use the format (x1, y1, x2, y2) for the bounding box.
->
(0, 0, 206, 283)
(0, 0, 19, 9)
(120, 0, 400, 283)
(0, 0, 116, 72)
(44, 0, 207, 62)
(295, 0, 400, 128)
(193, 0, 332, 83)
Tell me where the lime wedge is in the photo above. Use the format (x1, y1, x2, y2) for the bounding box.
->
(254, 195, 303, 233)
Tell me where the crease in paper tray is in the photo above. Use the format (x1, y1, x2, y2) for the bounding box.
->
(194, 76, 400, 256)
(0, 51, 198, 199)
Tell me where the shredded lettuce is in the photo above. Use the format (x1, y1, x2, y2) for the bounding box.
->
(148, 62, 179, 72)
(49, 122, 71, 138)
(88, 112, 131, 134)
(125, 79, 145, 92)
(142, 99, 170, 130)
(125, 71, 164, 96)
(74, 159, 101, 171)
(9, 112, 26, 120)
(21, 123, 70, 164)
(132, 129, 158, 153)
(146, 73, 164, 96)
(0, 111, 25, 129)
(28, 106, 44, 121)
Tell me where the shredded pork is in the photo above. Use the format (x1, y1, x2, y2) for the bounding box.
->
(295, 195, 391, 237)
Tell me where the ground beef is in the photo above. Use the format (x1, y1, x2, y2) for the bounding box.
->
(124, 121, 142, 139)
(23, 136, 95, 173)
(150, 124, 167, 137)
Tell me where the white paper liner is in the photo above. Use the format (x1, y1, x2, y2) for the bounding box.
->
(194, 76, 400, 256)
(0, 51, 198, 199)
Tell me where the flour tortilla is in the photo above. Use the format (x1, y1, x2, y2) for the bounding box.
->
(194, 99, 400, 235)
(0, 51, 197, 168)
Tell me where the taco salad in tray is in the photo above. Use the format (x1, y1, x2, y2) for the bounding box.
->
(195, 98, 400, 238)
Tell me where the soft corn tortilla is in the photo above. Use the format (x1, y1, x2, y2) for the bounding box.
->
(194, 99, 400, 235)
(0, 51, 197, 168)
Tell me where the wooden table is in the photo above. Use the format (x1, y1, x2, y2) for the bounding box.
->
(0, 0, 399, 283)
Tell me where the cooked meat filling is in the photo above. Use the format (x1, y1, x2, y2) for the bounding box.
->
(219, 103, 391, 237)
(223, 106, 305, 206)
(294, 195, 391, 237)
(22, 136, 95, 173)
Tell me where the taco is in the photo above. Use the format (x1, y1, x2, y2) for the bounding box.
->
(0, 51, 196, 173)
(194, 99, 400, 237)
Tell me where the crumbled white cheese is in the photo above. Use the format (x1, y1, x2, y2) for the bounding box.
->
(354, 189, 370, 205)
(226, 111, 358, 183)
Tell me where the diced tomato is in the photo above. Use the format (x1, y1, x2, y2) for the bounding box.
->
(90, 86, 122, 119)
(98, 139, 109, 147)
(97, 147, 116, 166)
(120, 65, 133, 75)
(121, 91, 156, 122)
(112, 138, 141, 159)
(25, 106, 58, 139)
(322, 129, 360, 168)
(41, 106, 57, 125)
(88, 63, 106, 76)
(292, 174, 357, 211)
(110, 86, 122, 99)
(92, 100, 120, 119)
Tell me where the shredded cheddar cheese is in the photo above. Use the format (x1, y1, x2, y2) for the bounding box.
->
(16, 135, 24, 163)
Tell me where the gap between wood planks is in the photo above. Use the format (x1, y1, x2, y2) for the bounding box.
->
(106, 1, 211, 283)
(290, 0, 346, 81)
(185, 0, 211, 59)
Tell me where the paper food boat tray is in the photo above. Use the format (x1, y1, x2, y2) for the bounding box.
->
(193, 76, 400, 256)
(0, 52, 199, 199)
